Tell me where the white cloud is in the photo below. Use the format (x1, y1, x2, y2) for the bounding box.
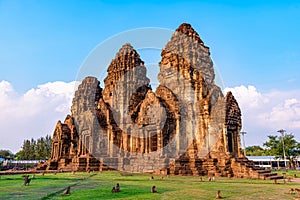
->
(267, 98, 300, 129)
(225, 85, 300, 146)
(224, 85, 269, 109)
(0, 80, 77, 153)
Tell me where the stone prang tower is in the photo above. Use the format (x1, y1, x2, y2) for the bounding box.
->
(38, 23, 280, 179)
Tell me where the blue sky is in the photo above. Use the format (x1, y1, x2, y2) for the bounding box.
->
(0, 1, 300, 152)
(1, 1, 299, 92)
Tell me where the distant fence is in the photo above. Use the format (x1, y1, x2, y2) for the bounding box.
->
(0, 160, 46, 171)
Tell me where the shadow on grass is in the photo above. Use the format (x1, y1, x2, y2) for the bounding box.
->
(42, 180, 176, 200)
(74, 185, 172, 200)
(41, 182, 80, 200)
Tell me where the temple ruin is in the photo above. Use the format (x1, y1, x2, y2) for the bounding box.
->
(38, 23, 277, 178)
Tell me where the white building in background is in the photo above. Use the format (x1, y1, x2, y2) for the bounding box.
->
(247, 156, 300, 169)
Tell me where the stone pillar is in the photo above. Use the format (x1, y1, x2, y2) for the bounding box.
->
(82, 136, 86, 155)
(78, 137, 81, 155)
(130, 133, 133, 153)
(59, 142, 62, 158)
(234, 131, 238, 156)
(237, 131, 242, 157)
(146, 132, 149, 153)
(87, 135, 91, 155)
(176, 119, 180, 156)
(108, 127, 113, 157)
(141, 137, 145, 153)
(135, 137, 138, 153)
(187, 104, 194, 148)
(53, 143, 59, 159)
(157, 128, 162, 151)
(231, 132, 235, 155)
(141, 129, 145, 153)
(127, 135, 131, 152)
(223, 124, 229, 153)
(123, 133, 127, 152)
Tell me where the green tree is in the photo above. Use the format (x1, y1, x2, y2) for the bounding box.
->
(246, 145, 266, 156)
(16, 139, 35, 160)
(36, 137, 45, 160)
(29, 138, 37, 160)
(0, 149, 14, 160)
(263, 133, 300, 167)
(45, 135, 52, 159)
(15, 135, 52, 160)
(14, 150, 25, 160)
(21, 139, 31, 160)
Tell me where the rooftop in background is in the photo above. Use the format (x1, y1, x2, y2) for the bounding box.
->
(247, 156, 300, 161)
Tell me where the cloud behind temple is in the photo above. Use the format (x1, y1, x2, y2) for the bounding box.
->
(0, 80, 77, 153)
(225, 85, 300, 146)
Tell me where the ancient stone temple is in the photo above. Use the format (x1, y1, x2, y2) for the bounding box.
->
(38, 23, 275, 178)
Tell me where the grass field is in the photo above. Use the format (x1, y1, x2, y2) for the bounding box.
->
(0, 170, 299, 200)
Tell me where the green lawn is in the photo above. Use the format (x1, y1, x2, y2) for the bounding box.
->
(0, 170, 299, 200)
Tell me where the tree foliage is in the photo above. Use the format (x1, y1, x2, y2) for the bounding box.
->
(245, 133, 300, 167)
(0, 149, 14, 159)
(246, 145, 266, 156)
(263, 133, 300, 158)
(263, 133, 300, 167)
(15, 135, 52, 160)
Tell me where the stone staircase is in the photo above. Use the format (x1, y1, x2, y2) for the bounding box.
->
(167, 155, 284, 180)
(170, 141, 206, 176)
(35, 161, 48, 170)
(229, 157, 284, 180)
